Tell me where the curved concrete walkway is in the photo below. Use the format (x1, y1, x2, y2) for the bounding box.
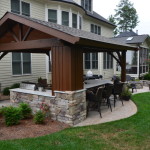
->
(75, 86, 149, 127)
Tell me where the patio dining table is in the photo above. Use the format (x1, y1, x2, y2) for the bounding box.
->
(84, 79, 113, 89)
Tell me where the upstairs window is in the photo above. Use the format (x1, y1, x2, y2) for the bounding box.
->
(11, 0, 20, 14)
(12, 53, 31, 75)
(103, 52, 113, 69)
(11, 0, 30, 16)
(85, 53, 98, 69)
(91, 24, 101, 35)
(48, 9, 57, 23)
(72, 13, 77, 28)
(22, 1, 30, 16)
(81, 0, 92, 11)
(62, 11, 69, 26)
(79, 16, 82, 29)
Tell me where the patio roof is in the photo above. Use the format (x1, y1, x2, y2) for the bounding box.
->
(0, 12, 137, 52)
(0, 12, 138, 92)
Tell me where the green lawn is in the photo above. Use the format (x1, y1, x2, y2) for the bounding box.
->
(0, 93, 150, 150)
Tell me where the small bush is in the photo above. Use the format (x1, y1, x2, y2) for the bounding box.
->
(19, 103, 32, 119)
(3, 87, 10, 95)
(3, 106, 22, 126)
(34, 111, 45, 124)
(143, 73, 150, 80)
(10, 83, 20, 89)
(0, 107, 7, 116)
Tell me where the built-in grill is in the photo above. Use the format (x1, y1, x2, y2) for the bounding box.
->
(20, 82, 37, 91)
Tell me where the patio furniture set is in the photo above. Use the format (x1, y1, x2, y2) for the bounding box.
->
(85, 79, 124, 118)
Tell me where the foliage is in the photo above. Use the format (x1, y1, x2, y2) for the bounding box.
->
(0, 93, 150, 149)
(19, 103, 32, 119)
(10, 83, 20, 89)
(108, 15, 118, 35)
(143, 73, 150, 80)
(2, 83, 20, 95)
(109, 0, 139, 35)
(3, 106, 22, 126)
(34, 110, 45, 124)
(121, 86, 132, 97)
(2, 87, 10, 96)
(38, 77, 43, 83)
(0, 107, 7, 116)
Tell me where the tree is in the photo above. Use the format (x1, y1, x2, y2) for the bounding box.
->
(110, 0, 139, 35)
(108, 15, 118, 35)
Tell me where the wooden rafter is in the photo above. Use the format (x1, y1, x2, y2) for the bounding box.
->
(9, 29, 19, 42)
(0, 52, 8, 60)
(22, 27, 33, 41)
(18, 23, 23, 41)
(108, 52, 121, 66)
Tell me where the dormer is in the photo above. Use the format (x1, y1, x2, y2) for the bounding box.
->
(74, 0, 93, 12)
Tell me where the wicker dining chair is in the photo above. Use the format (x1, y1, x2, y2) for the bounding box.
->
(102, 84, 113, 112)
(113, 83, 124, 107)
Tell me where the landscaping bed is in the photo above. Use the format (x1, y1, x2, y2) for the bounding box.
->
(0, 116, 69, 140)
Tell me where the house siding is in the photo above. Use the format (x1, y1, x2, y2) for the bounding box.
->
(0, 0, 47, 90)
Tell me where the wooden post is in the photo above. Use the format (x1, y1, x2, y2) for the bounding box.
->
(121, 51, 127, 82)
(51, 45, 83, 94)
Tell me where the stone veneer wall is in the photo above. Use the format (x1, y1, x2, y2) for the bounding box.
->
(10, 89, 86, 126)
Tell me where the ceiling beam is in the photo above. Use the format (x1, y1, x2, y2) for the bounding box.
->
(0, 38, 63, 52)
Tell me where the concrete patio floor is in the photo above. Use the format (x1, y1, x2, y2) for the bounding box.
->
(75, 86, 150, 127)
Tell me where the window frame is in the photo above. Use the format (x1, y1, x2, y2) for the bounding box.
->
(61, 11, 69, 26)
(48, 9, 57, 23)
(12, 52, 32, 76)
(81, 0, 92, 12)
(103, 52, 113, 69)
(84, 53, 98, 70)
(11, 0, 31, 17)
(91, 24, 101, 35)
(72, 13, 78, 28)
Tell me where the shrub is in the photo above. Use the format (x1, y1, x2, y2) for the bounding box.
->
(3, 106, 22, 126)
(10, 83, 20, 89)
(19, 103, 32, 119)
(34, 111, 45, 124)
(3, 87, 10, 95)
(143, 73, 150, 80)
(121, 87, 132, 97)
(0, 107, 7, 117)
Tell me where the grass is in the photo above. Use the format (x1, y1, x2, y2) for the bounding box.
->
(0, 92, 150, 150)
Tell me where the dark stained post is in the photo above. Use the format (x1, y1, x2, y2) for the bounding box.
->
(51, 45, 83, 94)
(121, 51, 127, 82)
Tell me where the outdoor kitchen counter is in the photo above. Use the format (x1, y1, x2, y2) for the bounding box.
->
(10, 88, 55, 98)
(84, 79, 113, 89)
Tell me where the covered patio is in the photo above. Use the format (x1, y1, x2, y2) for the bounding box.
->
(0, 12, 137, 126)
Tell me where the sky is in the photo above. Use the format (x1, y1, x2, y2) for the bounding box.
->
(93, 0, 150, 35)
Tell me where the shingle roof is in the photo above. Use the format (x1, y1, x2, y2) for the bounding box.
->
(116, 31, 138, 38)
(4, 12, 135, 49)
(51, 0, 115, 27)
(113, 34, 149, 44)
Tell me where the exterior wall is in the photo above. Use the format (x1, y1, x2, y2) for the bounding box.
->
(0, 53, 46, 90)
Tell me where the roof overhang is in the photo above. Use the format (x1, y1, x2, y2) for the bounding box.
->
(0, 12, 137, 53)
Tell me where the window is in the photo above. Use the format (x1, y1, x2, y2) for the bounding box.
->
(79, 16, 82, 29)
(91, 24, 101, 35)
(72, 13, 77, 28)
(103, 52, 113, 69)
(81, 0, 92, 11)
(12, 53, 31, 75)
(62, 11, 69, 26)
(85, 53, 98, 69)
(11, 0, 20, 14)
(11, 0, 30, 16)
(48, 9, 57, 23)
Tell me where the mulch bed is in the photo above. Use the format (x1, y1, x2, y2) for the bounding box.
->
(0, 116, 70, 140)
